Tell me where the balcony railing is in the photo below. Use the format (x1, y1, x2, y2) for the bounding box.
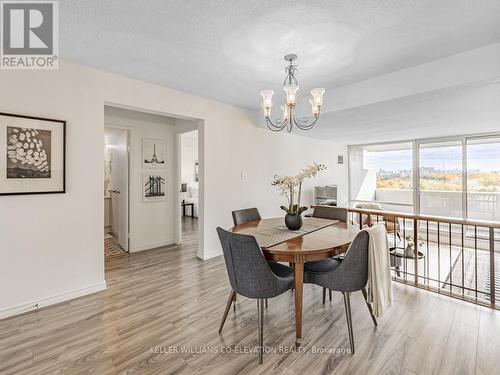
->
(347, 207, 500, 311)
(373, 189, 500, 222)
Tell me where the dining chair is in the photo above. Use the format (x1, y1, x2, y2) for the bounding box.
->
(312, 205, 348, 223)
(304, 230, 377, 354)
(216, 227, 294, 364)
(228, 208, 268, 310)
(232, 207, 261, 226)
(310, 205, 348, 302)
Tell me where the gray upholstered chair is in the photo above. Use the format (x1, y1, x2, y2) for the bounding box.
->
(232, 207, 261, 226)
(312, 205, 348, 223)
(227, 208, 269, 310)
(310, 205, 348, 302)
(216, 227, 294, 363)
(304, 230, 377, 354)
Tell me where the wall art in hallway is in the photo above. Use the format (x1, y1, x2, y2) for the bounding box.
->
(143, 173, 166, 202)
(142, 138, 166, 168)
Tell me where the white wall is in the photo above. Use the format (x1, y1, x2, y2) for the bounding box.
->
(105, 107, 178, 252)
(180, 130, 198, 184)
(0, 60, 347, 318)
(201, 123, 348, 259)
(0, 63, 106, 318)
(348, 146, 376, 202)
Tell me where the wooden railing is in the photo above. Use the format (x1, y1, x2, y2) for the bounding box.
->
(347, 207, 499, 310)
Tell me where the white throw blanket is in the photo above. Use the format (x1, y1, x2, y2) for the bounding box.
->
(365, 224, 392, 318)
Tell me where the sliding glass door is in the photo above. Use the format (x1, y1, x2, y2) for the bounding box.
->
(419, 140, 463, 218)
(466, 137, 500, 221)
(349, 134, 500, 222)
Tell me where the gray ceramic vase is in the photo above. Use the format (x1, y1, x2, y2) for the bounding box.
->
(285, 214, 303, 231)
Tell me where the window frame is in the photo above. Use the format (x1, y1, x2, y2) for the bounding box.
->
(348, 132, 500, 220)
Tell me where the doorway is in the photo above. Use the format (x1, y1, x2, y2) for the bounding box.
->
(104, 127, 130, 257)
(102, 104, 203, 260)
(179, 129, 199, 242)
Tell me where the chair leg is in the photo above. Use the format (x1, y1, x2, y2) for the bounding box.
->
(342, 292, 355, 354)
(233, 293, 237, 311)
(218, 290, 236, 333)
(361, 288, 378, 326)
(322, 287, 326, 304)
(329, 289, 332, 301)
(257, 299, 264, 364)
(265, 298, 268, 308)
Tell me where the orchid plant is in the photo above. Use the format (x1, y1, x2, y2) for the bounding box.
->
(271, 163, 326, 216)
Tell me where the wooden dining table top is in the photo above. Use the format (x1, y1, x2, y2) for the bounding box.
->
(230, 217, 360, 257)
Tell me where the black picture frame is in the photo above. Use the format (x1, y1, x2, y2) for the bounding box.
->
(0, 112, 66, 196)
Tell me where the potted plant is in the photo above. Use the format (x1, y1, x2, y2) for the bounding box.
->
(271, 163, 326, 230)
(404, 235, 424, 257)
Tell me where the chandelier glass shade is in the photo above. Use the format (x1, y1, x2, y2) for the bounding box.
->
(260, 54, 325, 132)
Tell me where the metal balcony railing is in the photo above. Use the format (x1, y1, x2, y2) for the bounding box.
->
(347, 207, 500, 310)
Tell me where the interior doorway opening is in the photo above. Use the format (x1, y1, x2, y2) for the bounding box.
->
(104, 127, 130, 257)
(103, 104, 203, 262)
(179, 129, 199, 243)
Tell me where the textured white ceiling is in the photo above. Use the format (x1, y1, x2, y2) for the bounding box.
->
(309, 81, 500, 144)
(60, 0, 500, 111)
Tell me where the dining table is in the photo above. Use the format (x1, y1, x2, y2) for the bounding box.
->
(230, 216, 360, 346)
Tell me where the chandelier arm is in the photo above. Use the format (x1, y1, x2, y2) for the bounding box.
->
(287, 107, 296, 132)
(292, 114, 320, 130)
(293, 115, 311, 126)
(265, 117, 288, 132)
(295, 118, 319, 130)
(291, 108, 316, 127)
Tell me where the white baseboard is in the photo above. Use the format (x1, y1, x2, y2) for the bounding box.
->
(0, 281, 107, 320)
(197, 247, 222, 260)
(130, 239, 176, 252)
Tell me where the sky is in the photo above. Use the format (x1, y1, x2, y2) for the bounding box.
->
(364, 143, 500, 172)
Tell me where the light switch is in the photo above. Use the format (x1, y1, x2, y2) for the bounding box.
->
(241, 171, 247, 180)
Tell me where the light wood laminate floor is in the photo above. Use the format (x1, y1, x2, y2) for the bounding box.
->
(1, 217, 499, 374)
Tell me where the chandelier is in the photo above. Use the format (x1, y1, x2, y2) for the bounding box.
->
(260, 54, 325, 132)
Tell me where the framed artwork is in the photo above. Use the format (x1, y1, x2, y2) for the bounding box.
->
(0, 112, 65, 195)
(143, 138, 166, 168)
(143, 173, 166, 202)
(194, 160, 199, 182)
